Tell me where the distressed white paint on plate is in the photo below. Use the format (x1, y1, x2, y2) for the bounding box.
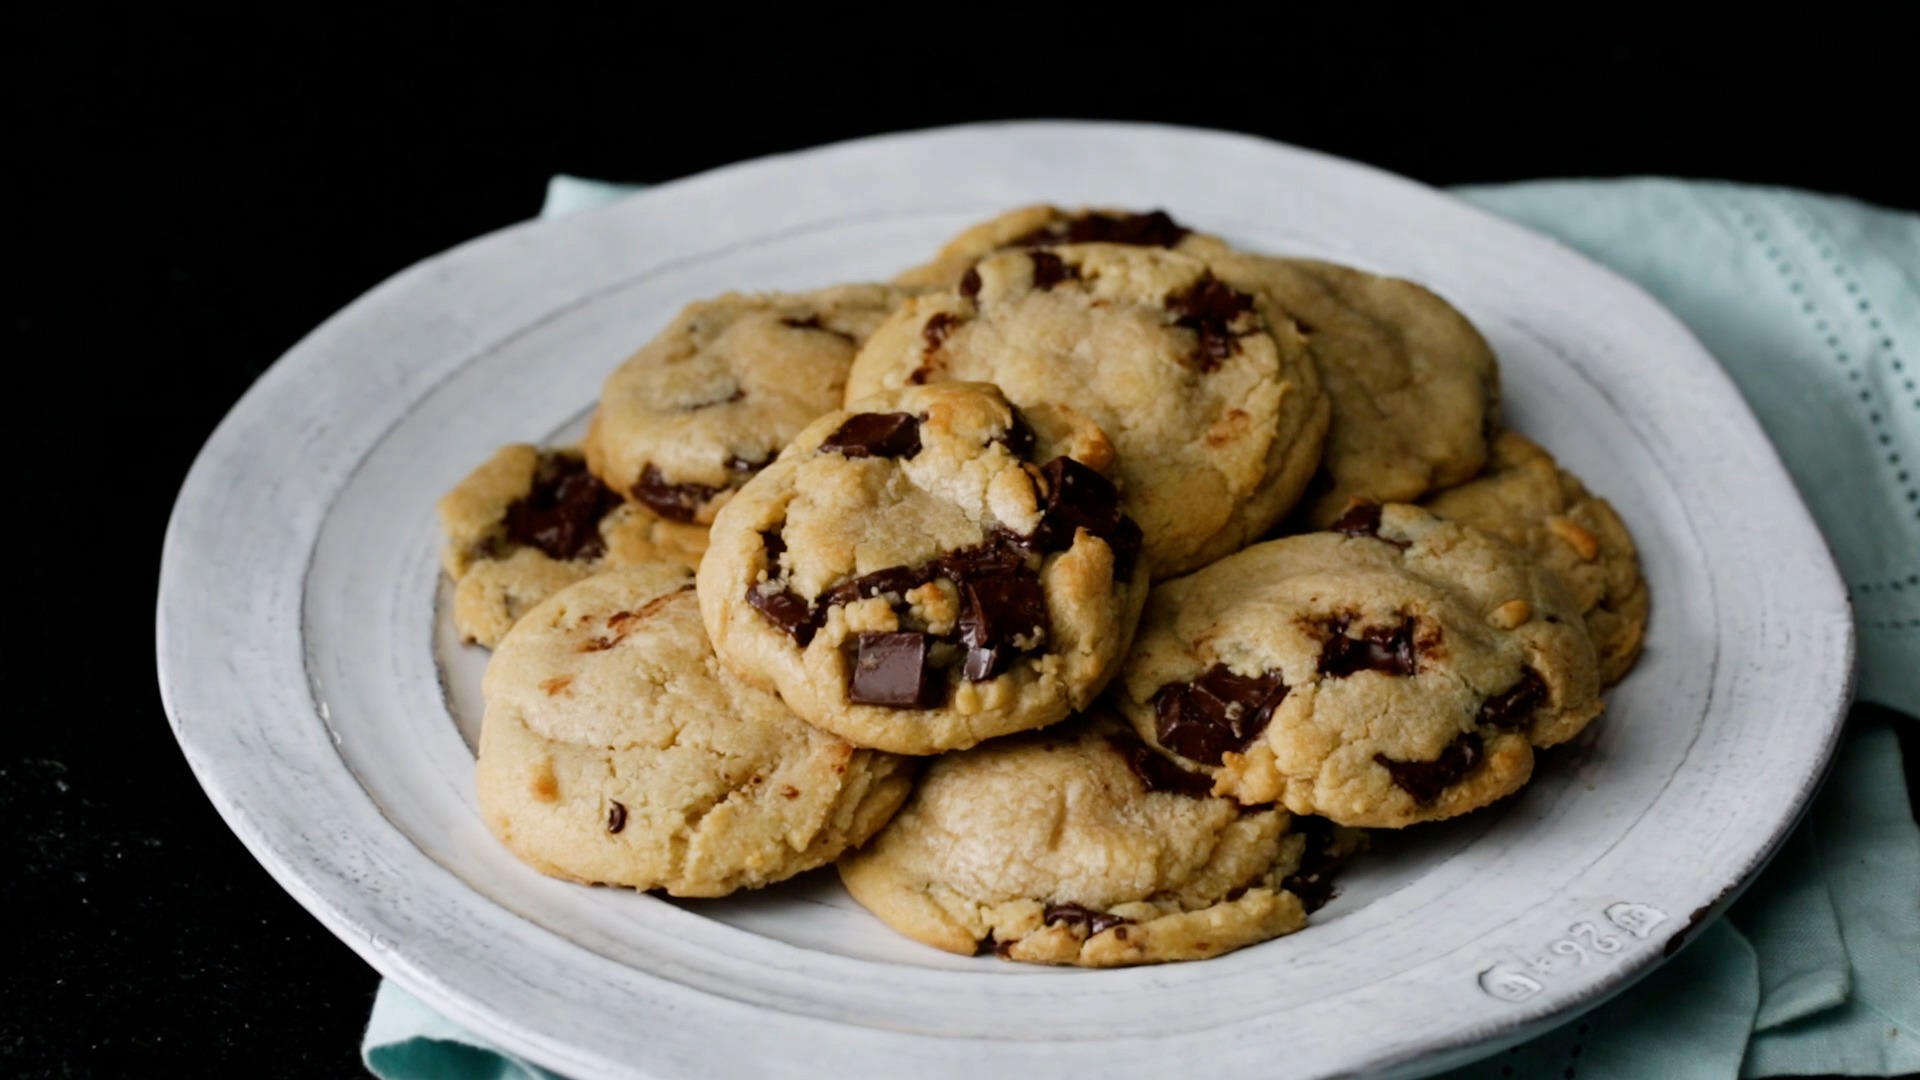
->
(155, 123, 1854, 1079)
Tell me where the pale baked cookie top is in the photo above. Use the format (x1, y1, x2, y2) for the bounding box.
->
(1210, 255, 1499, 527)
(437, 444, 707, 647)
(1423, 431, 1649, 684)
(892, 204, 1230, 289)
(1115, 504, 1603, 828)
(849, 243, 1329, 580)
(476, 563, 913, 897)
(838, 711, 1362, 967)
(585, 284, 915, 524)
(697, 382, 1147, 756)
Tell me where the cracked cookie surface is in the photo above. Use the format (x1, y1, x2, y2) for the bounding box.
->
(697, 382, 1146, 755)
(476, 563, 914, 896)
(838, 711, 1361, 966)
(585, 284, 915, 524)
(438, 444, 708, 647)
(850, 243, 1328, 579)
(1211, 255, 1498, 527)
(1423, 431, 1649, 684)
(1116, 504, 1602, 827)
(892, 205, 1229, 289)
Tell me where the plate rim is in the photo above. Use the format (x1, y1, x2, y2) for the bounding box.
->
(155, 119, 1856, 1079)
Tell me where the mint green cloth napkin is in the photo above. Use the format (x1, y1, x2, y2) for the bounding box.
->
(364, 176, 1919, 1079)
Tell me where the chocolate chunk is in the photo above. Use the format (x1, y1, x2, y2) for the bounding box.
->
(633, 464, 721, 523)
(1152, 665, 1289, 765)
(958, 267, 982, 300)
(816, 564, 932, 611)
(957, 570, 1050, 681)
(1327, 502, 1409, 548)
(922, 312, 959, 350)
(1032, 456, 1123, 551)
(606, 800, 628, 835)
(820, 412, 922, 459)
(993, 936, 1017, 959)
(938, 528, 1038, 576)
(996, 407, 1037, 461)
(781, 314, 854, 342)
(1328, 502, 1383, 539)
(849, 632, 943, 708)
(503, 455, 623, 560)
(1105, 731, 1216, 798)
(1280, 816, 1354, 914)
(1319, 617, 1420, 678)
(1012, 210, 1191, 249)
(1478, 670, 1548, 731)
(1028, 250, 1078, 289)
(1042, 902, 1133, 936)
(1104, 517, 1143, 582)
(746, 584, 817, 646)
(1375, 732, 1484, 804)
(1167, 277, 1256, 371)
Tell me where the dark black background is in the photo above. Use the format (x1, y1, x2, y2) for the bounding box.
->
(4, 8, 1912, 1078)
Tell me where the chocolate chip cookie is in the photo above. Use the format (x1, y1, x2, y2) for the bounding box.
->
(849, 243, 1329, 579)
(892, 205, 1229, 289)
(438, 444, 708, 647)
(1423, 431, 1649, 684)
(1210, 255, 1499, 527)
(585, 284, 915, 524)
(476, 563, 914, 896)
(697, 382, 1147, 755)
(838, 711, 1362, 966)
(1115, 504, 1603, 827)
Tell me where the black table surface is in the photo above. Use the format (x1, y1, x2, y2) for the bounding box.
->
(5, 10, 1912, 1078)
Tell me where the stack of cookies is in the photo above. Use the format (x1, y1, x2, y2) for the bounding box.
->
(438, 206, 1648, 967)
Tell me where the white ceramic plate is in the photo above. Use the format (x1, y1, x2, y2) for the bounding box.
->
(156, 122, 1854, 1079)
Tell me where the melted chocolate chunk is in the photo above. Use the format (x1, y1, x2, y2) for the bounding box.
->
(1105, 731, 1216, 798)
(606, 800, 628, 835)
(997, 407, 1037, 461)
(935, 530, 1036, 578)
(848, 632, 943, 708)
(1032, 456, 1123, 551)
(1478, 670, 1548, 731)
(1152, 665, 1290, 766)
(1104, 517, 1143, 581)
(1375, 732, 1484, 804)
(1328, 502, 1383, 539)
(1012, 210, 1191, 249)
(746, 584, 816, 647)
(1319, 617, 1420, 678)
(781, 314, 855, 342)
(816, 564, 932, 611)
(1028, 250, 1078, 289)
(958, 266, 982, 300)
(922, 312, 959, 350)
(1327, 502, 1409, 548)
(633, 464, 722, 523)
(1167, 277, 1256, 371)
(1279, 816, 1353, 913)
(820, 412, 922, 459)
(1042, 902, 1134, 936)
(957, 570, 1050, 682)
(503, 455, 623, 560)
